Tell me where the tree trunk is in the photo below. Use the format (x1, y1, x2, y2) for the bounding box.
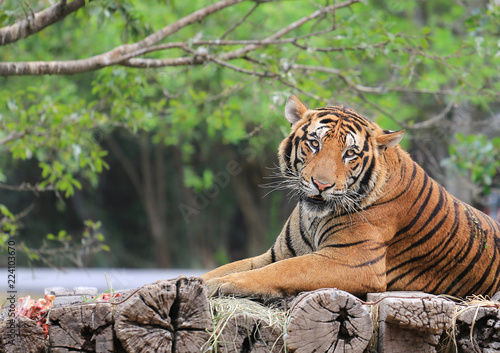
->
(140, 134, 171, 267)
(231, 161, 268, 257)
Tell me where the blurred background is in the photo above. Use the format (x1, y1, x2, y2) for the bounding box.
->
(1, 0, 500, 292)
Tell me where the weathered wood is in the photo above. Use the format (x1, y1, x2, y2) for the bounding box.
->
(367, 292, 455, 353)
(0, 316, 45, 353)
(114, 276, 211, 353)
(217, 313, 284, 353)
(455, 305, 500, 353)
(48, 302, 114, 353)
(286, 289, 373, 353)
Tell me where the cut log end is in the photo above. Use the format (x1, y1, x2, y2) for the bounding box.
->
(286, 289, 373, 353)
(115, 276, 211, 353)
(0, 316, 45, 353)
(217, 313, 285, 353)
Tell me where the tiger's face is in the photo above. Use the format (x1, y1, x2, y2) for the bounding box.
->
(278, 96, 404, 216)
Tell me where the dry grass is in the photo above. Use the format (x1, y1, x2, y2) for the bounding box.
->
(203, 296, 290, 352)
(441, 295, 500, 353)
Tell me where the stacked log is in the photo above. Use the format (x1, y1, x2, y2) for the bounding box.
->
(366, 292, 456, 353)
(4, 276, 500, 352)
(287, 289, 373, 353)
(215, 312, 285, 352)
(454, 303, 500, 352)
(49, 302, 114, 352)
(115, 277, 211, 352)
(0, 316, 45, 353)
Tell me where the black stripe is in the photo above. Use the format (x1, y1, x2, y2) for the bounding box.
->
(469, 246, 496, 294)
(271, 245, 276, 263)
(292, 136, 302, 171)
(362, 138, 370, 152)
(393, 185, 447, 258)
(316, 112, 333, 118)
(319, 118, 335, 124)
(386, 207, 448, 287)
(285, 221, 297, 257)
(283, 137, 293, 172)
(299, 206, 313, 250)
(411, 200, 461, 287)
(443, 206, 484, 295)
(374, 162, 416, 207)
(344, 124, 358, 136)
(484, 249, 500, 295)
(324, 240, 369, 248)
(317, 222, 351, 245)
(351, 252, 386, 268)
(357, 157, 376, 195)
(391, 173, 433, 244)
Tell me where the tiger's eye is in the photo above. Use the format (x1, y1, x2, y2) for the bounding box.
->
(310, 140, 319, 148)
(345, 149, 355, 157)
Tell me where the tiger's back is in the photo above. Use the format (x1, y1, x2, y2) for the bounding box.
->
(381, 149, 500, 297)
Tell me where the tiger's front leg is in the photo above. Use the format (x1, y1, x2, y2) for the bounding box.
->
(200, 250, 273, 281)
(204, 248, 387, 298)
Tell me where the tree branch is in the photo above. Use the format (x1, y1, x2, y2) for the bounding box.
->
(0, 182, 54, 193)
(0, 0, 88, 46)
(218, 0, 360, 61)
(0, 0, 245, 75)
(290, 63, 457, 96)
(0, 0, 360, 76)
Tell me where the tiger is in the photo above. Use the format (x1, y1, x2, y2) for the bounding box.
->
(201, 95, 500, 299)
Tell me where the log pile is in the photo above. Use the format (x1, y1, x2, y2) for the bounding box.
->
(2, 276, 500, 353)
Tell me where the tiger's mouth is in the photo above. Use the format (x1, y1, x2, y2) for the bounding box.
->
(304, 194, 327, 204)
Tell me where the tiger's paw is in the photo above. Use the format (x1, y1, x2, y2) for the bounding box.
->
(204, 277, 245, 297)
(204, 275, 281, 298)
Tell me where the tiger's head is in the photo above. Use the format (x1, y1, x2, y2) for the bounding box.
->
(278, 96, 405, 216)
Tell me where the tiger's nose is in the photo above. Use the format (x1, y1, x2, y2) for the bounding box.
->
(311, 177, 334, 192)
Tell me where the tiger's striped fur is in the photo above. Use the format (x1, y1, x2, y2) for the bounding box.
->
(202, 95, 500, 298)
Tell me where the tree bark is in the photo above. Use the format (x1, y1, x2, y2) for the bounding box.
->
(140, 135, 170, 267)
(0, 0, 90, 46)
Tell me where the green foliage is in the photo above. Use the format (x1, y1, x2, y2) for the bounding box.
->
(443, 133, 500, 195)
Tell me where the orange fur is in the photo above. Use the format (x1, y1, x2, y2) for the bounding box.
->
(201, 96, 500, 298)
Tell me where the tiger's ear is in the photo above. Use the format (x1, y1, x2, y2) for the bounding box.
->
(376, 129, 405, 151)
(285, 95, 307, 126)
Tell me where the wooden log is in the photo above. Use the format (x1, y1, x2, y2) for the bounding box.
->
(217, 313, 284, 353)
(45, 286, 99, 307)
(114, 276, 211, 353)
(0, 316, 45, 353)
(455, 305, 500, 352)
(367, 292, 455, 353)
(286, 289, 373, 353)
(48, 302, 114, 353)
